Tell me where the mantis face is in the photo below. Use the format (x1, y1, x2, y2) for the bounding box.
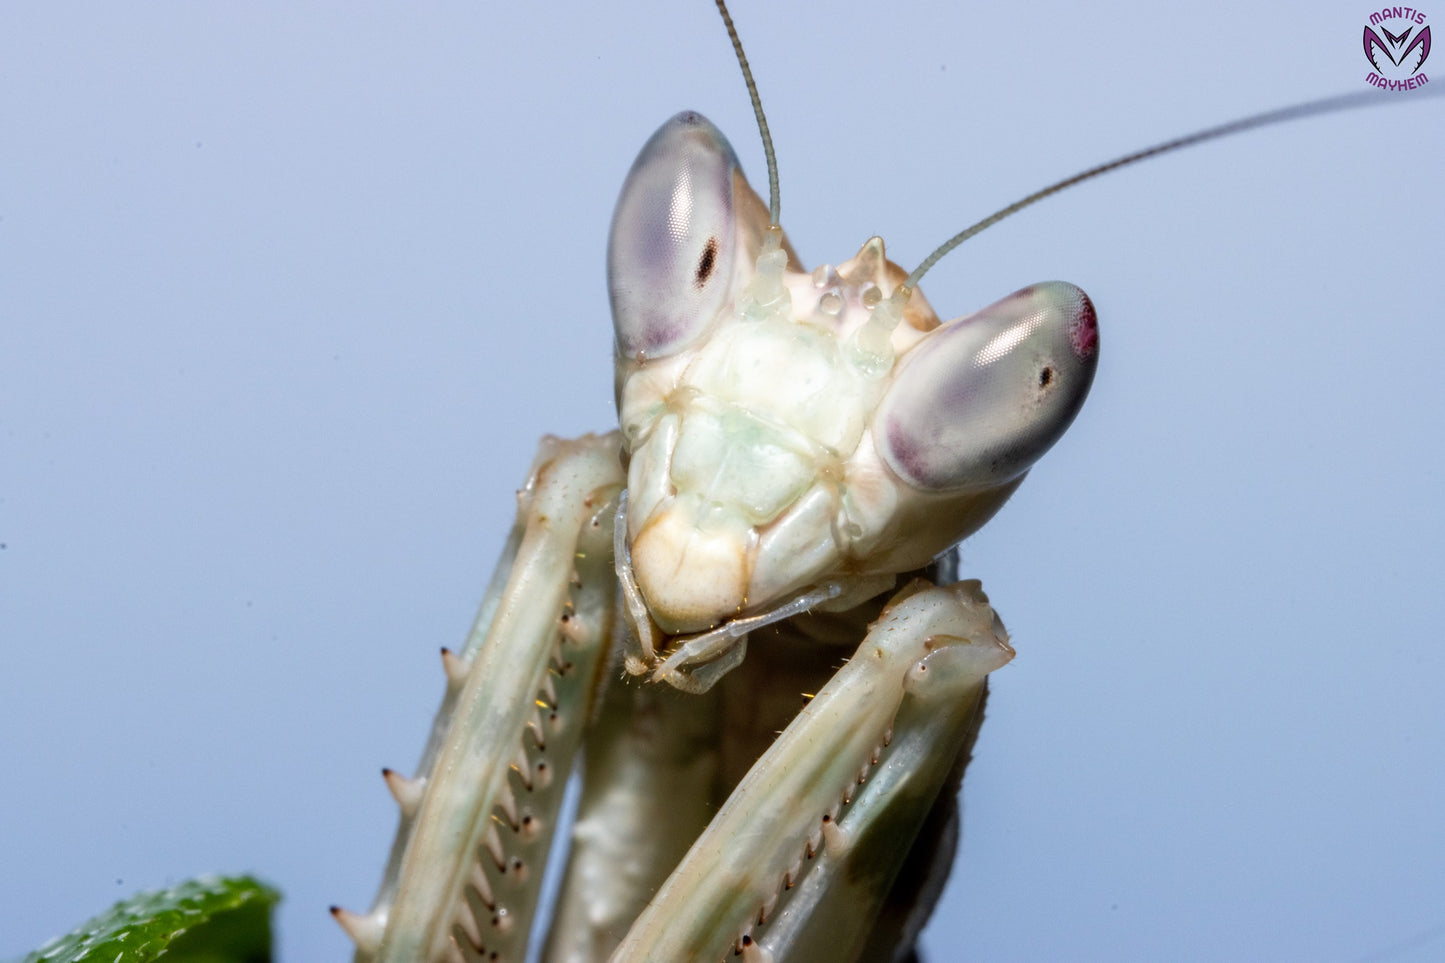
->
(608, 112, 1098, 640)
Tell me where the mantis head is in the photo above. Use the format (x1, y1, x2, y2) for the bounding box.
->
(608, 112, 1097, 639)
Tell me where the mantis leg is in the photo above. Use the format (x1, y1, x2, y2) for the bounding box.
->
(605, 579, 1013, 962)
(343, 433, 625, 963)
(345, 433, 1012, 963)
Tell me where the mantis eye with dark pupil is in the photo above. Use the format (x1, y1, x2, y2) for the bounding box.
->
(608, 112, 740, 361)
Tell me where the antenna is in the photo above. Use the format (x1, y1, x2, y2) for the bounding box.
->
(904, 89, 1437, 292)
(714, 0, 781, 232)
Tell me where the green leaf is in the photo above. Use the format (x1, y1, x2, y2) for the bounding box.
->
(23, 875, 279, 963)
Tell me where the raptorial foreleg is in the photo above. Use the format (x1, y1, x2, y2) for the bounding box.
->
(611, 579, 1013, 963)
(340, 433, 625, 963)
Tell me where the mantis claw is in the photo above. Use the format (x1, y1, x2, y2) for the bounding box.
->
(610, 580, 1012, 961)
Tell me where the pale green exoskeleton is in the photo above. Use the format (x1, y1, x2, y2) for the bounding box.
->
(331, 3, 1431, 961)
(334, 94, 1073, 963)
(607, 110, 1096, 695)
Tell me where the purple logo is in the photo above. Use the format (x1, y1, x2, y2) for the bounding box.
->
(1364, 7, 1432, 90)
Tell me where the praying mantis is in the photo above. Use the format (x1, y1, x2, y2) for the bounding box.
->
(1, 0, 1442, 960)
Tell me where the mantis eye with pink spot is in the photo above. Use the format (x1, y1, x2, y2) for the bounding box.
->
(874, 282, 1098, 492)
(608, 111, 740, 362)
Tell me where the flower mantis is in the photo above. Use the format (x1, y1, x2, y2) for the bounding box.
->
(336, 0, 1444, 957)
(1, 1, 1441, 960)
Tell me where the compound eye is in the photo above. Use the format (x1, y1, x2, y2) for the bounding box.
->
(608, 112, 740, 362)
(875, 282, 1099, 491)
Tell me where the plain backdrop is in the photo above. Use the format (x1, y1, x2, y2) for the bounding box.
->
(3, 2, 1442, 960)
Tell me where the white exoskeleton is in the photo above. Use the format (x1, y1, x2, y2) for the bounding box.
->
(331, 4, 1422, 961)
(335, 107, 1085, 963)
(607, 111, 1095, 695)
(334, 91, 1091, 963)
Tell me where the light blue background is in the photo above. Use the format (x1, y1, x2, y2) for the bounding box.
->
(3, 1, 1442, 960)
